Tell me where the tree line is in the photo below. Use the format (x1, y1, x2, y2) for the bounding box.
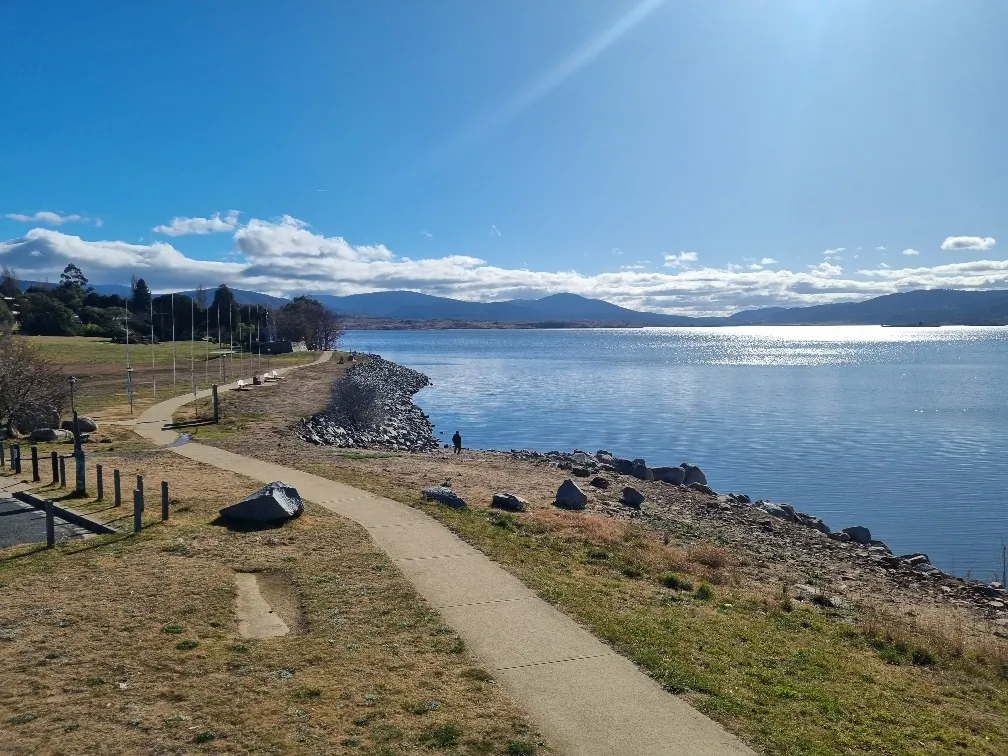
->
(0, 264, 343, 350)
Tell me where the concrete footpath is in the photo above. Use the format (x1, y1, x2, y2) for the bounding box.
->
(134, 351, 756, 756)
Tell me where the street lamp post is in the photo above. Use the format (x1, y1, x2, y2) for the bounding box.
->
(69, 376, 80, 452)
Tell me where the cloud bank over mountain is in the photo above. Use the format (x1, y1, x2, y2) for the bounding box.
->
(0, 214, 1004, 316)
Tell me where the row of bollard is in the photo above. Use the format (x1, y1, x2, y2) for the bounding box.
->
(1, 439, 173, 545)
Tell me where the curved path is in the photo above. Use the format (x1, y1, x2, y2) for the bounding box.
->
(134, 352, 755, 756)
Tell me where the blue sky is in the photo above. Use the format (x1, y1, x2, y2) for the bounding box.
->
(1, 0, 1005, 314)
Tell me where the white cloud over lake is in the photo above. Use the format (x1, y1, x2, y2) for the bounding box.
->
(3, 218, 1008, 316)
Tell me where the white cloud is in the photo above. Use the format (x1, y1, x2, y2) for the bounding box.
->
(420, 230, 433, 240)
(154, 210, 240, 236)
(808, 262, 843, 277)
(664, 251, 697, 268)
(760, 257, 777, 265)
(902, 248, 919, 256)
(620, 264, 646, 271)
(490, 225, 502, 237)
(879, 262, 890, 269)
(940, 235, 996, 252)
(612, 247, 623, 256)
(824, 247, 845, 255)
(876, 246, 886, 251)
(4, 210, 84, 225)
(6, 217, 1008, 317)
(748, 264, 764, 271)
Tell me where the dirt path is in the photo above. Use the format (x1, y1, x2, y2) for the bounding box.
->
(132, 351, 755, 756)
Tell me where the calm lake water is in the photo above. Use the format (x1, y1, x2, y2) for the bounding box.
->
(343, 326, 1008, 578)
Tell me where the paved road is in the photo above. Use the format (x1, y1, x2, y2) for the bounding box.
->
(134, 351, 756, 756)
(0, 495, 88, 548)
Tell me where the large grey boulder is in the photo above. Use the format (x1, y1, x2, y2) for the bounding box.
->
(220, 482, 304, 523)
(688, 482, 715, 496)
(631, 462, 653, 481)
(612, 458, 635, 475)
(555, 479, 587, 510)
(795, 513, 831, 534)
(759, 502, 795, 522)
(680, 463, 707, 487)
(29, 428, 74, 443)
(841, 526, 872, 545)
(61, 416, 98, 433)
(491, 492, 528, 512)
(652, 466, 685, 485)
(621, 487, 644, 508)
(422, 486, 467, 509)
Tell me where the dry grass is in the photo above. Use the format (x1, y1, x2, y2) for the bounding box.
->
(25, 335, 318, 420)
(0, 449, 548, 754)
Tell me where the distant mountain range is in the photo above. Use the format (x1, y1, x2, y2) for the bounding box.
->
(19, 279, 1008, 326)
(318, 289, 1008, 327)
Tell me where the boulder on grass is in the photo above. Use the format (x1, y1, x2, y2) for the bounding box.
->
(555, 479, 587, 510)
(219, 482, 304, 524)
(491, 492, 528, 512)
(589, 476, 610, 490)
(621, 487, 644, 508)
(61, 416, 98, 433)
(29, 428, 74, 443)
(422, 486, 467, 509)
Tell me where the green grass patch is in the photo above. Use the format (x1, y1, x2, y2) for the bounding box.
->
(175, 639, 199, 651)
(421, 724, 461, 748)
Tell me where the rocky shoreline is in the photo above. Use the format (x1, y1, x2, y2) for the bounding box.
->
(300, 353, 1008, 628)
(297, 356, 439, 452)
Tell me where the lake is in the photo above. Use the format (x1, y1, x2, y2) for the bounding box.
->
(343, 326, 1008, 579)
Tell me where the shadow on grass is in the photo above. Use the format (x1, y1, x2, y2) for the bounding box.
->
(209, 515, 288, 533)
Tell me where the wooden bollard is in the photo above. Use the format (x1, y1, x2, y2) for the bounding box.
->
(0, 440, 5, 467)
(31, 446, 39, 482)
(96, 464, 104, 501)
(45, 500, 55, 548)
(161, 481, 169, 521)
(11, 444, 20, 474)
(50, 451, 58, 484)
(113, 469, 121, 507)
(133, 489, 143, 533)
(58, 456, 66, 487)
(136, 475, 144, 501)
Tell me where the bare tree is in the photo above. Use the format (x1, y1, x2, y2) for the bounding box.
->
(327, 376, 381, 430)
(0, 334, 70, 435)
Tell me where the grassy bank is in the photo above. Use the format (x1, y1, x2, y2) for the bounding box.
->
(0, 447, 547, 754)
(26, 335, 317, 419)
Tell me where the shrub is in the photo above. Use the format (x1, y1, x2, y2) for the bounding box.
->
(328, 376, 382, 430)
(695, 582, 714, 601)
(421, 724, 461, 748)
(660, 572, 693, 591)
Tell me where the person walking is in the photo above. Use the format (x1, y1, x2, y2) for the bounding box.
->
(451, 430, 462, 455)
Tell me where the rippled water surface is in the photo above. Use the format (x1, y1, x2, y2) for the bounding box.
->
(343, 326, 1008, 577)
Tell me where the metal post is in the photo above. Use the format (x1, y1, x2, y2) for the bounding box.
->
(114, 469, 121, 506)
(133, 489, 143, 533)
(161, 481, 169, 521)
(59, 456, 66, 487)
(0, 440, 5, 467)
(31, 446, 39, 482)
(50, 451, 58, 484)
(11, 444, 20, 474)
(45, 500, 55, 548)
(136, 474, 144, 502)
(96, 464, 104, 501)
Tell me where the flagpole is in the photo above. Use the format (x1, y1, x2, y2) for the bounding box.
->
(125, 302, 133, 413)
(256, 304, 261, 376)
(171, 293, 176, 387)
(150, 299, 156, 398)
(217, 301, 222, 383)
(228, 302, 233, 383)
(190, 297, 195, 397)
